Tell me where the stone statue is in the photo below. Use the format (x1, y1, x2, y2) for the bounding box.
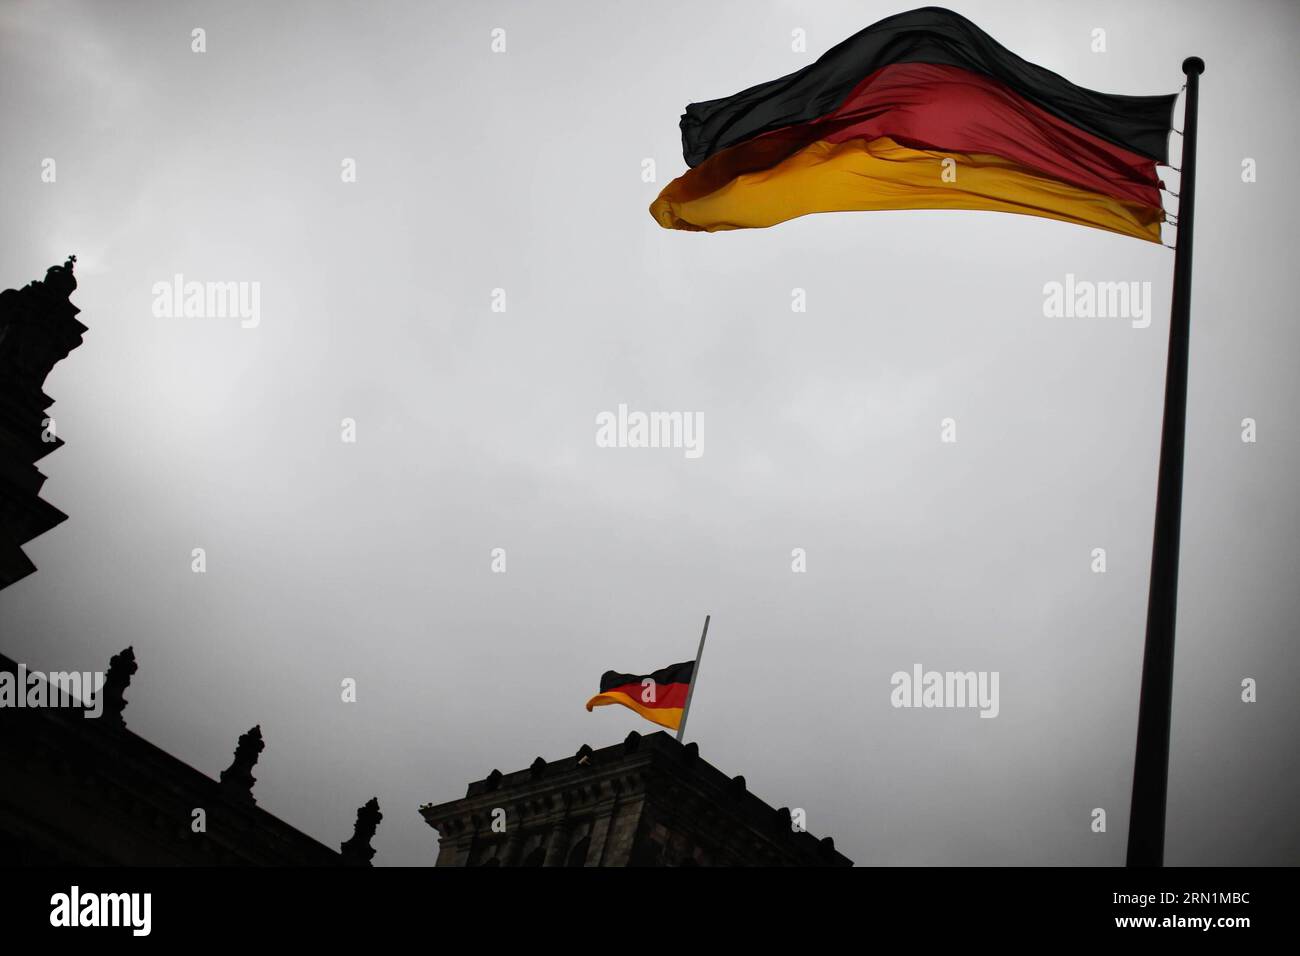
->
(101, 647, 137, 727)
(219, 725, 264, 801)
(340, 797, 383, 865)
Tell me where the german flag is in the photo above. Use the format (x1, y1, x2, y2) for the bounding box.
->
(585, 661, 694, 731)
(651, 7, 1176, 242)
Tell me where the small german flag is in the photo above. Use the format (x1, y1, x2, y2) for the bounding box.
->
(585, 661, 694, 731)
(651, 7, 1176, 242)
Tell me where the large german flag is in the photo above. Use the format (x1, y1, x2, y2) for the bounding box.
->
(585, 661, 694, 731)
(651, 7, 1177, 242)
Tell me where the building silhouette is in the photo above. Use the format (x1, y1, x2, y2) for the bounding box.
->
(0, 646, 381, 865)
(0, 261, 380, 866)
(2, 260, 847, 868)
(421, 731, 853, 866)
(0, 257, 84, 591)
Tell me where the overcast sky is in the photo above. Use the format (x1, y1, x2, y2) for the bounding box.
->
(1, 0, 1297, 866)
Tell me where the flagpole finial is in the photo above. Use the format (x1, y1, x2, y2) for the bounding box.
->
(1182, 57, 1204, 76)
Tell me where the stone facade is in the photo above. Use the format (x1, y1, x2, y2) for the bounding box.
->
(420, 731, 852, 866)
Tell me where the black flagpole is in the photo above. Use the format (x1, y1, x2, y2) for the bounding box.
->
(1126, 56, 1204, 868)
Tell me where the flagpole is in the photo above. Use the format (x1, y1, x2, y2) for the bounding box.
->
(1126, 56, 1204, 868)
(676, 614, 710, 743)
